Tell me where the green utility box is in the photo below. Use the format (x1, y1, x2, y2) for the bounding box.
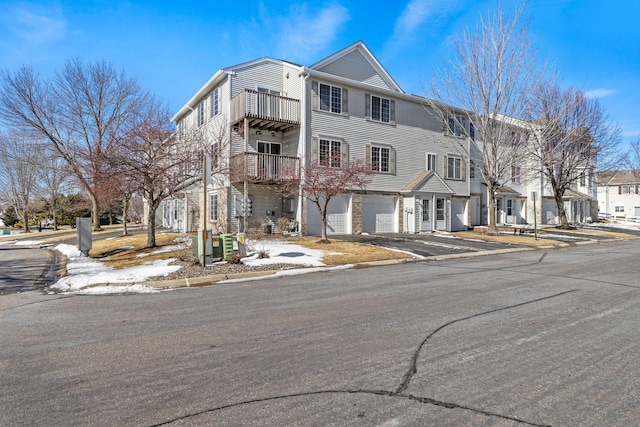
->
(220, 234, 234, 260)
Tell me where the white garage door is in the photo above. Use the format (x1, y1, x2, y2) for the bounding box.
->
(307, 196, 350, 235)
(362, 196, 396, 233)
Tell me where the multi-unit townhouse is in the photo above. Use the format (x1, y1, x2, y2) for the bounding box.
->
(161, 41, 473, 236)
(159, 41, 597, 237)
(597, 170, 640, 220)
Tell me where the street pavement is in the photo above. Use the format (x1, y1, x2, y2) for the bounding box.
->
(1, 238, 640, 426)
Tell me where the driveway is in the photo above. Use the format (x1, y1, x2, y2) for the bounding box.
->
(334, 232, 521, 258)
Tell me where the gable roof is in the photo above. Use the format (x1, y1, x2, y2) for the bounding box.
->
(308, 41, 403, 93)
(597, 170, 640, 185)
(400, 170, 454, 194)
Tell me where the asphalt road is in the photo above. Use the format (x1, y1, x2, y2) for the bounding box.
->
(1, 237, 640, 426)
(0, 246, 56, 294)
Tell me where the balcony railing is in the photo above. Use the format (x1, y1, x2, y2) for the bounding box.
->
(230, 90, 300, 132)
(230, 152, 300, 183)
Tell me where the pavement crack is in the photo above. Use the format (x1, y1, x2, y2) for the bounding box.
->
(395, 289, 578, 394)
(147, 388, 551, 427)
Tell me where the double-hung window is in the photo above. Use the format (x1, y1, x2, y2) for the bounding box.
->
(197, 100, 205, 127)
(371, 95, 391, 123)
(446, 115, 465, 137)
(426, 153, 437, 171)
(319, 138, 342, 167)
(446, 155, 463, 180)
(210, 88, 219, 118)
(319, 83, 342, 113)
(511, 165, 521, 184)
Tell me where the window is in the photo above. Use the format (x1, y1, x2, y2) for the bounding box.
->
(511, 131, 522, 146)
(210, 88, 219, 118)
(209, 194, 218, 221)
(511, 165, 521, 184)
(469, 121, 475, 141)
(211, 142, 220, 170)
(197, 100, 205, 127)
(446, 115, 465, 137)
(615, 205, 624, 213)
(319, 139, 342, 167)
(426, 153, 437, 171)
(579, 173, 586, 187)
(446, 155, 463, 180)
(319, 83, 342, 113)
(370, 145, 391, 172)
(469, 160, 475, 179)
(371, 95, 391, 123)
(621, 185, 636, 194)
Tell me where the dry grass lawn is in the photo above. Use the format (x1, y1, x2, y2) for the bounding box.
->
(90, 232, 190, 268)
(286, 236, 413, 265)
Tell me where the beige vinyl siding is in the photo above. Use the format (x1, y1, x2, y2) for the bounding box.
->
(283, 63, 303, 99)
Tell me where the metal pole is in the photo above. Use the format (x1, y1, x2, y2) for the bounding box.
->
(202, 154, 208, 267)
(532, 191, 538, 240)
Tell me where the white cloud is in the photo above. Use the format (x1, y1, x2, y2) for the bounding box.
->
(277, 4, 350, 61)
(584, 88, 617, 99)
(239, 3, 350, 63)
(8, 6, 66, 43)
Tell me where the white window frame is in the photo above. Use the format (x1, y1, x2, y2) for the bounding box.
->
(371, 145, 390, 173)
(210, 88, 219, 118)
(446, 115, 465, 137)
(615, 205, 624, 213)
(426, 153, 437, 171)
(319, 83, 342, 114)
(319, 138, 342, 167)
(511, 165, 521, 184)
(197, 100, 205, 127)
(371, 95, 391, 123)
(446, 155, 463, 180)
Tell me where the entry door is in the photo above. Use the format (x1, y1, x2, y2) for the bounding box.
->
(258, 142, 281, 179)
(257, 87, 280, 118)
(420, 199, 431, 232)
(506, 198, 516, 224)
(436, 198, 446, 230)
(496, 198, 503, 224)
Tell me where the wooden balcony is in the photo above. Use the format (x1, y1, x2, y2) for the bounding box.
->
(230, 89, 300, 132)
(230, 152, 300, 184)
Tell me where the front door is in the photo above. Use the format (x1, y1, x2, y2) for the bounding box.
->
(506, 198, 515, 224)
(420, 199, 431, 232)
(435, 197, 446, 230)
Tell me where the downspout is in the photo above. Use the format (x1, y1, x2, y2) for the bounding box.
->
(298, 68, 310, 234)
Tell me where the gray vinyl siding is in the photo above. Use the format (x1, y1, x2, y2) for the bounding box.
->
(231, 61, 286, 97)
(316, 50, 393, 91)
(283, 63, 303, 99)
(309, 83, 470, 197)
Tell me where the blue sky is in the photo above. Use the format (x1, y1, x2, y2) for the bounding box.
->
(1, 0, 639, 145)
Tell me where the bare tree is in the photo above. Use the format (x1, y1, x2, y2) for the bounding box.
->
(115, 102, 201, 248)
(0, 130, 41, 232)
(526, 82, 621, 227)
(36, 148, 71, 230)
(429, 4, 542, 234)
(0, 60, 149, 231)
(624, 138, 640, 183)
(280, 153, 373, 242)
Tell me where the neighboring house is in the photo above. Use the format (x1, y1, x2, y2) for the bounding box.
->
(597, 170, 640, 220)
(163, 41, 473, 236)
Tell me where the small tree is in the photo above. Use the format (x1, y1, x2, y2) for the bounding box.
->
(527, 82, 620, 227)
(115, 102, 201, 248)
(281, 153, 373, 242)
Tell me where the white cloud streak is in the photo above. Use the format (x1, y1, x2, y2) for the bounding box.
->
(10, 7, 66, 43)
(585, 88, 617, 99)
